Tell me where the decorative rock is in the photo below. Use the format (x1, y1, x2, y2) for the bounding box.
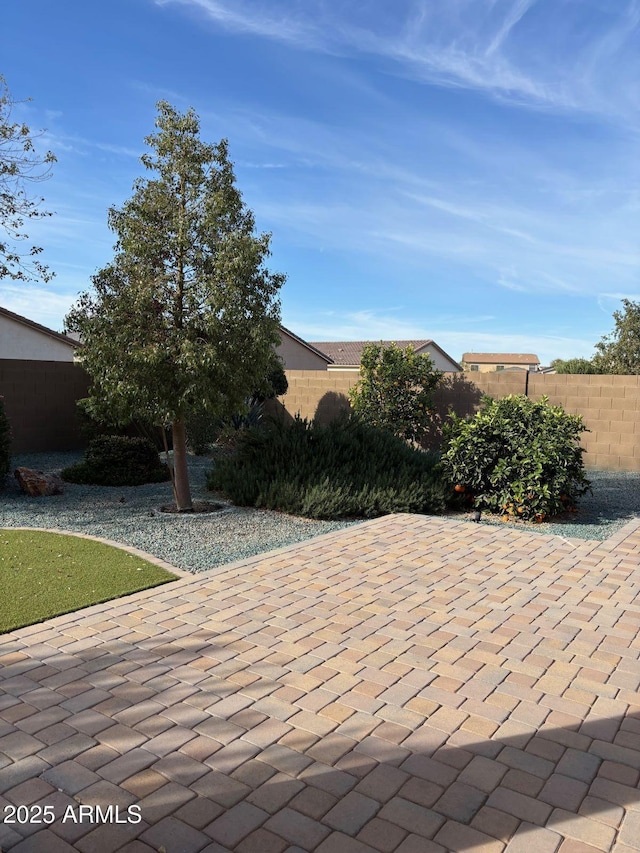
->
(14, 467, 64, 497)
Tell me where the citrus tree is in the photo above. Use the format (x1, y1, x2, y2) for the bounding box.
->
(348, 343, 442, 443)
(441, 394, 591, 521)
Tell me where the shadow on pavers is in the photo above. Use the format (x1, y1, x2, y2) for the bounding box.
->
(0, 633, 637, 852)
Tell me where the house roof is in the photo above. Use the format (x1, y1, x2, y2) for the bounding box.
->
(462, 352, 540, 364)
(310, 339, 461, 368)
(0, 305, 80, 349)
(279, 326, 333, 363)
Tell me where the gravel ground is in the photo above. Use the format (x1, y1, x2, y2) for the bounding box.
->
(3, 451, 357, 574)
(2, 454, 639, 574)
(452, 470, 640, 540)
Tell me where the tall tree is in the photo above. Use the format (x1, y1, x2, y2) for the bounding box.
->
(592, 299, 640, 374)
(550, 358, 601, 374)
(66, 102, 284, 510)
(0, 75, 56, 282)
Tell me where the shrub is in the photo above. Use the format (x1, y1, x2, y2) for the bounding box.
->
(186, 410, 223, 455)
(440, 394, 591, 521)
(207, 414, 449, 519)
(62, 435, 171, 486)
(0, 397, 10, 484)
(187, 361, 286, 455)
(349, 343, 442, 443)
(75, 398, 167, 451)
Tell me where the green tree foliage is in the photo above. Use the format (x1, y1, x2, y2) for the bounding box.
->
(0, 75, 56, 283)
(208, 414, 449, 519)
(550, 358, 601, 374)
(592, 299, 640, 374)
(66, 102, 284, 510)
(441, 395, 591, 521)
(348, 343, 442, 443)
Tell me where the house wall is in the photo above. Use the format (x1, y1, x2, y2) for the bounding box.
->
(276, 331, 328, 370)
(419, 347, 461, 372)
(280, 370, 640, 472)
(0, 314, 76, 361)
(0, 360, 90, 453)
(463, 361, 536, 372)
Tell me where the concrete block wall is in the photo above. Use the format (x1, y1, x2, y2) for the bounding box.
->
(3, 362, 638, 471)
(0, 360, 90, 453)
(529, 374, 640, 472)
(281, 369, 640, 472)
(280, 370, 355, 424)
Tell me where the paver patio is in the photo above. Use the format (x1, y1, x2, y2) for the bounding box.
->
(1, 513, 640, 852)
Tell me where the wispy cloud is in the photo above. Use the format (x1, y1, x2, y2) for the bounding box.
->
(155, 0, 640, 121)
(154, 0, 319, 49)
(0, 286, 79, 332)
(287, 309, 597, 364)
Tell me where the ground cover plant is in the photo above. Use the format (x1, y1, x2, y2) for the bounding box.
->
(208, 414, 450, 519)
(440, 394, 591, 521)
(61, 435, 170, 486)
(0, 530, 175, 633)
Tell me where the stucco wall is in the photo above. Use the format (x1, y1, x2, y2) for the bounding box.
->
(464, 363, 536, 373)
(0, 314, 76, 361)
(276, 331, 329, 370)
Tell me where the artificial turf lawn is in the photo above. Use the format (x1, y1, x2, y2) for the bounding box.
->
(0, 530, 177, 633)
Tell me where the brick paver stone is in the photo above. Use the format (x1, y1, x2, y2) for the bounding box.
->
(205, 801, 269, 847)
(323, 790, 381, 834)
(264, 806, 331, 848)
(140, 815, 211, 853)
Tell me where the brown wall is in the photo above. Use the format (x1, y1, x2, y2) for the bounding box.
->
(281, 370, 640, 472)
(0, 360, 90, 453)
(528, 374, 640, 473)
(4, 362, 639, 472)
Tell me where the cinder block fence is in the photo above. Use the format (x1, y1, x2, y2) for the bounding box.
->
(278, 370, 640, 473)
(2, 360, 639, 471)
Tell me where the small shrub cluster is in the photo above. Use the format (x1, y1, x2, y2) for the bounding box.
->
(440, 394, 591, 521)
(75, 398, 167, 452)
(62, 436, 171, 487)
(0, 397, 10, 484)
(207, 415, 449, 519)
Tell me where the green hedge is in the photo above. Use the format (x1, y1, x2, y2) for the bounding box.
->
(207, 415, 449, 519)
(62, 435, 170, 487)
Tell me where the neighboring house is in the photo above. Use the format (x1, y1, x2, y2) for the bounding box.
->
(0, 306, 80, 362)
(462, 352, 540, 373)
(310, 339, 462, 372)
(277, 326, 334, 370)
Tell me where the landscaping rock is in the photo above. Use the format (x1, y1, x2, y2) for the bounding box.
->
(14, 467, 64, 497)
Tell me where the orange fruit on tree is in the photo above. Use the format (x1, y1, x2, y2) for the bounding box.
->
(454, 484, 465, 493)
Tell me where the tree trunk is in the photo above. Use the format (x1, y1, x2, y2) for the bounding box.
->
(172, 418, 193, 512)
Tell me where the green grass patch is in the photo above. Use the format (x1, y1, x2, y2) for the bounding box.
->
(0, 530, 176, 633)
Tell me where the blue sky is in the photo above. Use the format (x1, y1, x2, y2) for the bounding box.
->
(3, 0, 639, 365)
